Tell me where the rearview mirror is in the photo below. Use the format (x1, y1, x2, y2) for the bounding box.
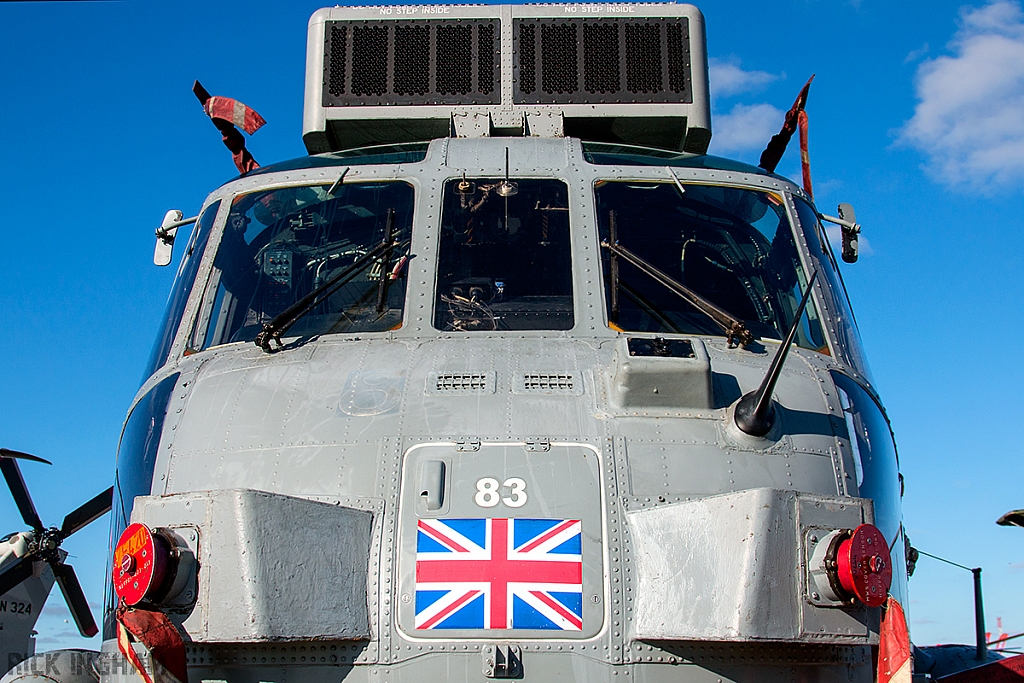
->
(154, 210, 197, 266)
(819, 204, 862, 264)
(837, 203, 859, 264)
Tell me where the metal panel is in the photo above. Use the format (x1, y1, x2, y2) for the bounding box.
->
(134, 489, 373, 643)
(396, 443, 605, 640)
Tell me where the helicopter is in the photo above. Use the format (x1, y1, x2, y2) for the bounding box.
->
(1, 3, 933, 682)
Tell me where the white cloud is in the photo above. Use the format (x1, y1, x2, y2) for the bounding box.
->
(708, 58, 780, 99)
(898, 1, 1024, 191)
(904, 42, 930, 64)
(709, 103, 784, 155)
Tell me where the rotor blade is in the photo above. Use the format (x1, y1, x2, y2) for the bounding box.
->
(52, 562, 98, 638)
(0, 556, 34, 596)
(0, 458, 44, 532)
(60, 487, 113, 538)
(0, 448, 53, 465)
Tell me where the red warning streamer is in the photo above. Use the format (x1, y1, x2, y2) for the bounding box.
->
(116, 603, 188, 683)
(878, 597, 912, 683)
(798, 109, 813, 199)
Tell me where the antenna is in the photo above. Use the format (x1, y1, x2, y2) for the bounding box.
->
(734, 271, 818, 437)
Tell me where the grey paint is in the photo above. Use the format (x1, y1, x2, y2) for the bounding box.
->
(133, 490, 373, 642)
(627, 488, 873, 642)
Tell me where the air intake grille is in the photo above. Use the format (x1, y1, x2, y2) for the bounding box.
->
(428, 372, 496, 394)
(513, 18, 692, 104)
(323, 19, 501, 106)
(523, 373, 575, 391)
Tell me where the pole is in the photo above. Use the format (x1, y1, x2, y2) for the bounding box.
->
(973, 567, 987, 662)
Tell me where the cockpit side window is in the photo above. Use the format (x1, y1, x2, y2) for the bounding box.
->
(595, 182, 826, 350)
(192, 182, 414, 349)
(433, 178, 573, 331)
(142, 200, 221, 380)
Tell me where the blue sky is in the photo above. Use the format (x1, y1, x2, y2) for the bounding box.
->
(0, 0, 1021, 653)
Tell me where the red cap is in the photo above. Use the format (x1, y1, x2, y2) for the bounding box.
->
(112, 523, 170, 606)
(835, 524, 893, 608)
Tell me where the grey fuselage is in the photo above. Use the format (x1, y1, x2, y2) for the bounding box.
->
(99, 136, 907, 683)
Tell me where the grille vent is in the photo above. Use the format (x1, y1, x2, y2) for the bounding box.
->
(519, 373, 579, 395)
(428, 372, 496, 394)
(513, 18, 692, 105)
(323, 19, 500, 106)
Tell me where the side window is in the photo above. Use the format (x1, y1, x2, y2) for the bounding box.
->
(792, 198, 873, 380)
(103, 372, 179, 638)
(434, 178, 573, 331)
(142, 201, 221, 380)
(831, 371, 908, 604)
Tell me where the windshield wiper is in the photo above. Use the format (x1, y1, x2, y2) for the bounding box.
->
(601, 213, 755, 348)
(255, 211, 402, 352)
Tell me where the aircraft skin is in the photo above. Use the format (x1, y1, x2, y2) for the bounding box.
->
(1, 5, 909, 683)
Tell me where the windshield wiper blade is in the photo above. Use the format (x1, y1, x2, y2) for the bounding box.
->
(601, 236, 755, 348)
(255, 234, 401, 352)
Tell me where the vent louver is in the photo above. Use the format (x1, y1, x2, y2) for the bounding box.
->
(305, 5, 711, 154)
(513, 18, 691, 104)
(523, 373, 575, 391)
(428, 372, 497, 394)
(322, 19, 500, 107)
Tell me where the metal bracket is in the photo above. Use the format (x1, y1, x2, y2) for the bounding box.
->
(456, 440, 481, 452)
(482, 643, 522, 678)
(524, 440, 551, 452)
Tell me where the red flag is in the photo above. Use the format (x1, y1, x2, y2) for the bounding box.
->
(203, 95, 266, 135)
(798, 109, 813, 199)
(878, 597, 912, 683)
(193, 80, 263, 174)
(116, 604, 188, 683)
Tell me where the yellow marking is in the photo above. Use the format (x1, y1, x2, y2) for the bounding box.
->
(608, 322, 625, 332)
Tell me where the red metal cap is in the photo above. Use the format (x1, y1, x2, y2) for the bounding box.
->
(835, 523, 892, 608)
(112, 523, 170, 606)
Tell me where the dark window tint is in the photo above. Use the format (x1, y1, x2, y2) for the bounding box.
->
(582, 142, 772, 175)
(244, 143, 429, 177)
(434, 179, 573, 331)
(142, 201, 220, 380)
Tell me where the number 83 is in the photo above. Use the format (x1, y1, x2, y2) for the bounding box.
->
(474, 477, 527, 508)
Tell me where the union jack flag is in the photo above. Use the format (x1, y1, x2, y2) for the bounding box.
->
(415, 518, 583, 631)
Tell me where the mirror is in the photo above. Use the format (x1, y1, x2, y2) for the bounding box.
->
(838, 202, 859, 264)
(153, 210, 198, 266)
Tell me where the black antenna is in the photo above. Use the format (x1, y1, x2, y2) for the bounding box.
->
(734, 271, 818, 436)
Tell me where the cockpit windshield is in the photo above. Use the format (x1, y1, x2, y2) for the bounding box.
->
(434, 178, 573, 331)
(595, 181, 826, 350)
(192, 181, 414, 349)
